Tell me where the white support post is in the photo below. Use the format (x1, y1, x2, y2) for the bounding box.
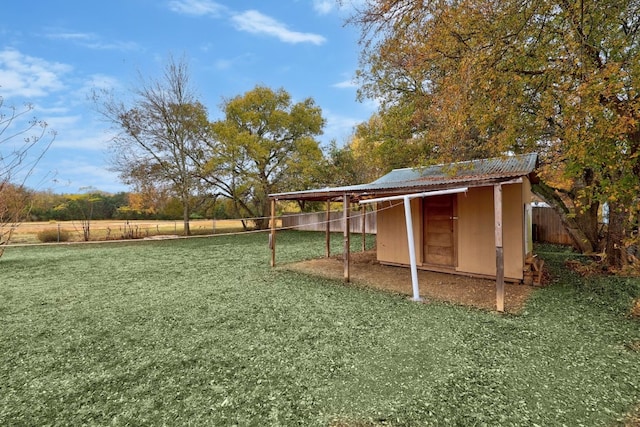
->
(403, 196, 422, 301)
(359, 187, 469, 303)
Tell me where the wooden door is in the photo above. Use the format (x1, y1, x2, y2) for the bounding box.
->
(423, 195, 456, 266)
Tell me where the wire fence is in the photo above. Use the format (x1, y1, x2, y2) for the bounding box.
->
(8, 201, 568, 248)
(7, 202, 403, 246)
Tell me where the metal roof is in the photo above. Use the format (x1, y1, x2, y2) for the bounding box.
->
(270, 153, 538, 201)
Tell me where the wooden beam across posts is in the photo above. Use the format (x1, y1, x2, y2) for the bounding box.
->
(494, 184, 505, 312)
(343, 194, 350, 282)
(325, 199, 331, 258)
(270, 198, 276, 267)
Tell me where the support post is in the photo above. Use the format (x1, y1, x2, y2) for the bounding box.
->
(270, 198, 276, 267)
(361, 205, 366, 252)
(494, 184, 504, 312)
(359, 187, 469, 303)
(343, 194, 350, 282)
(404, 196, 422, 301)
(325, 199, 331, 258)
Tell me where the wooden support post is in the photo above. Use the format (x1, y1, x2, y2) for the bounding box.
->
(325, 199, 331, 258)
(361, 205, 366, 252)
(343, 194, 350, 282)
(494, 184, 504, 312)
(270, 198, 276, 267)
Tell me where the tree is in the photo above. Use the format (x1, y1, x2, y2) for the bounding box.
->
(203, 86, 325, 229)
(64, 189, 103, 241)
(350, 0, 640, 268)
(0, 96, 55, 256)
(95, 55, 209, 236)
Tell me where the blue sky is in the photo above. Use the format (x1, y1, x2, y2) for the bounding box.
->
(1, 0, 373, 194)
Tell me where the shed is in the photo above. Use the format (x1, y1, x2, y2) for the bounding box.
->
(269, 153, 539, 312)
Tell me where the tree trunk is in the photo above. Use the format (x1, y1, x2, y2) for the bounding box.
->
(183, 201, 191, 236)
(605, 201, 629, 269)
(254, 200, 270, 230)
(532, 183, 595, 253)
(574, 202, 600, 251)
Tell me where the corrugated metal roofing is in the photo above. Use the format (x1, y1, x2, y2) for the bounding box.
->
(270, 153, 538, 200)
(372, 152, 538, 185)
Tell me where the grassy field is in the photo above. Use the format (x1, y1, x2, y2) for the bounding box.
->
(7, 219, 253, 244)
(1, 232, 639, 426)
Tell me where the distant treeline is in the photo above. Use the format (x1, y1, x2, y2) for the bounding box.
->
(24, 188, 239, 222)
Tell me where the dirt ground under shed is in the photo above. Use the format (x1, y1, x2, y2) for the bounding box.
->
(284, 250, 536, 313)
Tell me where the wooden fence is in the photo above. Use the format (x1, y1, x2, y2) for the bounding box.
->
(281, 210, 377, 234)
(532, 207, 574, 246)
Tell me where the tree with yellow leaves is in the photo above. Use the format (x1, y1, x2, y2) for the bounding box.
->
(350, 0, 640, 268)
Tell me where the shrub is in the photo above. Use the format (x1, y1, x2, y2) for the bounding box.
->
(37, 228, 70, 243)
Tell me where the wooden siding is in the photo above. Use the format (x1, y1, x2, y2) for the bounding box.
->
(374, 183, 528, 281)
(456, 184, 525, 280)
(377, 199, 422, 265)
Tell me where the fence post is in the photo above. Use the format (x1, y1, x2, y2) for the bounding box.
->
(325, 200, 331, 257)
(270, 199, 277, 267)
(361, 206, 366, 251)
(343, 195, 350, 282)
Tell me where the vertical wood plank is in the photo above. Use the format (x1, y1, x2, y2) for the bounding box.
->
(270, 198, 277, 267)
(343, 194, 350, 282)
(325, 200, 331, 257)
(494, 184, 504, 312)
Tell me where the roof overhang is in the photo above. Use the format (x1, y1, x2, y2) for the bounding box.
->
(269, 153, 537, 202)
(269, 176, 525, 202)
(358, 187, 469, 205)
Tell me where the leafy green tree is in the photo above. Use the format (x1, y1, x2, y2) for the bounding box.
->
(350, 0, 640, 267)
(29, 190, 67, 221)
(203, 86, 325, 229)
(95, 55, 209, 236)
(64, 190, 103, 241)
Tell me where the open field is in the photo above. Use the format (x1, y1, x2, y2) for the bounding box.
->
(1, 232, 639, 425)
(6, 219, 257, 244)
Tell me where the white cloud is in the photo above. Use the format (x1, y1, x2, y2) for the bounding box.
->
(312, 0, 366, 16)
(231, 10, 326, 45)
(167, 2, 326, 45)
(47, 31, 93, 41)
(211, 52, 253, 71)
(313, 0, 335, 15)
(323, 109, 363, 143)
(168, 0, 227, 17)
(0, 48, 71, 98)
(46, 30, 139, 51)
(332, 79, 358, 89)
(214, 58, 234, 70)
(44, 114, 81, 130)
(44, 156, 125, 193)
(83, 73, 122, 92)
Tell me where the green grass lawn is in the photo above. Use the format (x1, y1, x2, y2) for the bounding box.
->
(1, 232, 639, 426)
